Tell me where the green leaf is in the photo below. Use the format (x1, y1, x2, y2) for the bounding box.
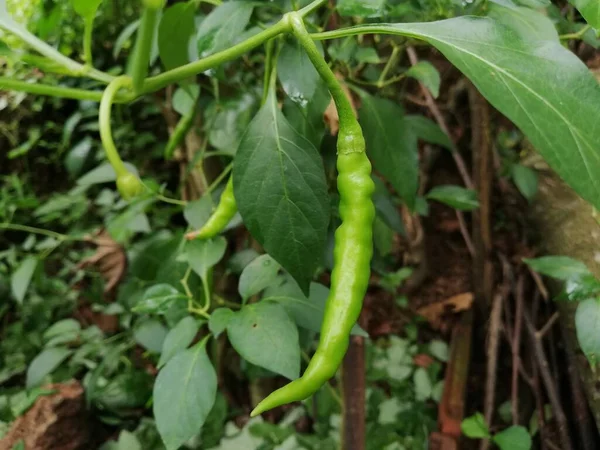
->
(343, 4, 600, 210)
(183, 196, 213, 229)
(11, 256, 37, 304)
(355, 47, 380, 64)
(337, 0, 385, 18)
(184, 237, 227, 279)
(26, 347, 72, 388)
(428, 340, 449, 362)
(206, 94, 257, 153)
(100, 430, 142, 450)
(196, 1, 254, 56)
(511, 164, 538, 201)
(372, 176, 405, 235)
(575, 298, 600, 365)
(461, 412, 490, 439)
(570, 0, 600, 28)
(227, 302, 300, 379)
(134, 319, 168, 353)
(71, 0, 103, 19)
(405, 61, 441, 98)
(208, 308, 234, 337)
(172, 85, 200, 116)
(359, 92, 419, 209)
(233, 88, 330, 294)
(133, 284, 188, 314)
(373, 217, 393, 257)
(263, 275, 368, 337)
(277, 37, 322, 107)
(158, 316, 199, 368)
(492, 425, 532, 450)
(413, 367, 432, 401)
(238, 254, 281, 301)
(65, 137, 93, 177)
(426, 185, 479, 211)
(283, 81, 330, 149)
(404, 115, 454, 151)
(154, 342, 217, 450)
(523, 256, 591, 281)
(228, 249, 260, 274)
(93, 370, 153, 412)
(43, 319, 81, 343)
(158, 2, 195, 71)
(77, 162, 138, 186)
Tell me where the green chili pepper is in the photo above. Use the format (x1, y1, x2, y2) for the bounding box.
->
(164, 104, 197, 160)
(186, 177, 237, 240)
(250, 13, 375, 417)
(250, 134, 375, 417)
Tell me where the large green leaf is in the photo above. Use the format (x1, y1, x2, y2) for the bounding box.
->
(359, 92, 419, 209)
(570, 0, 600, 28)
(320, 2, 600, 209)
(196, 1, 253, 57)
(154, 342, 217, 450)
(233, 89, 330, 293)
(158, 2, 195, 70)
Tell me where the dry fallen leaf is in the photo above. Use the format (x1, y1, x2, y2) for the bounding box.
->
(76, 229, 126, 293)
(416, 292, 473, 330)
(323, 72, 358, 135)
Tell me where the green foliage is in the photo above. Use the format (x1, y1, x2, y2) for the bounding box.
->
(426, 185, 480, 211)
(1, 0, 598, 448)
(233, 88, 330, 294)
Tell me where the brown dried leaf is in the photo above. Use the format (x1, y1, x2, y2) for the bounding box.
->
(77, 230, 126, 293)
(417, 292, 473, 330)
(323, 72, 358, 135)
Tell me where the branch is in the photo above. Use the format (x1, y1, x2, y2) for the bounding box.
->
(0, 78, 104, 101)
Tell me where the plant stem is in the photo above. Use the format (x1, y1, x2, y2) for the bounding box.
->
(0, 223, 74, 241)
(290, 14, 363, 153)
(141, 19, 291, 94)
(262, 39, 276, 105)
(559, 24, 591, 40)
(298, 0, 328, 17)
(0, 21, 113, 83)
(377, 44, 400, 87)
(205, 163, 233, 195)
(129, 6, 160, 93)
(99, 76, 133, 176)
(154, 193, 188, 206)
(0, 77, 105, 101)
(83, 16, 94, 65)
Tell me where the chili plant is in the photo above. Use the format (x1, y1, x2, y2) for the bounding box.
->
(1, 0, 599, 448)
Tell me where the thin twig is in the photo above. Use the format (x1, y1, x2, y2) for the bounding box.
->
(480, 292, 503, 450)
(528, 267, 549, 301)
(536, 312, 560, 339)
(523, 310, 574, 450)
(511, 274, 525, 425)
(456, 211, 475, 257)
(406, 46, 474, 190)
